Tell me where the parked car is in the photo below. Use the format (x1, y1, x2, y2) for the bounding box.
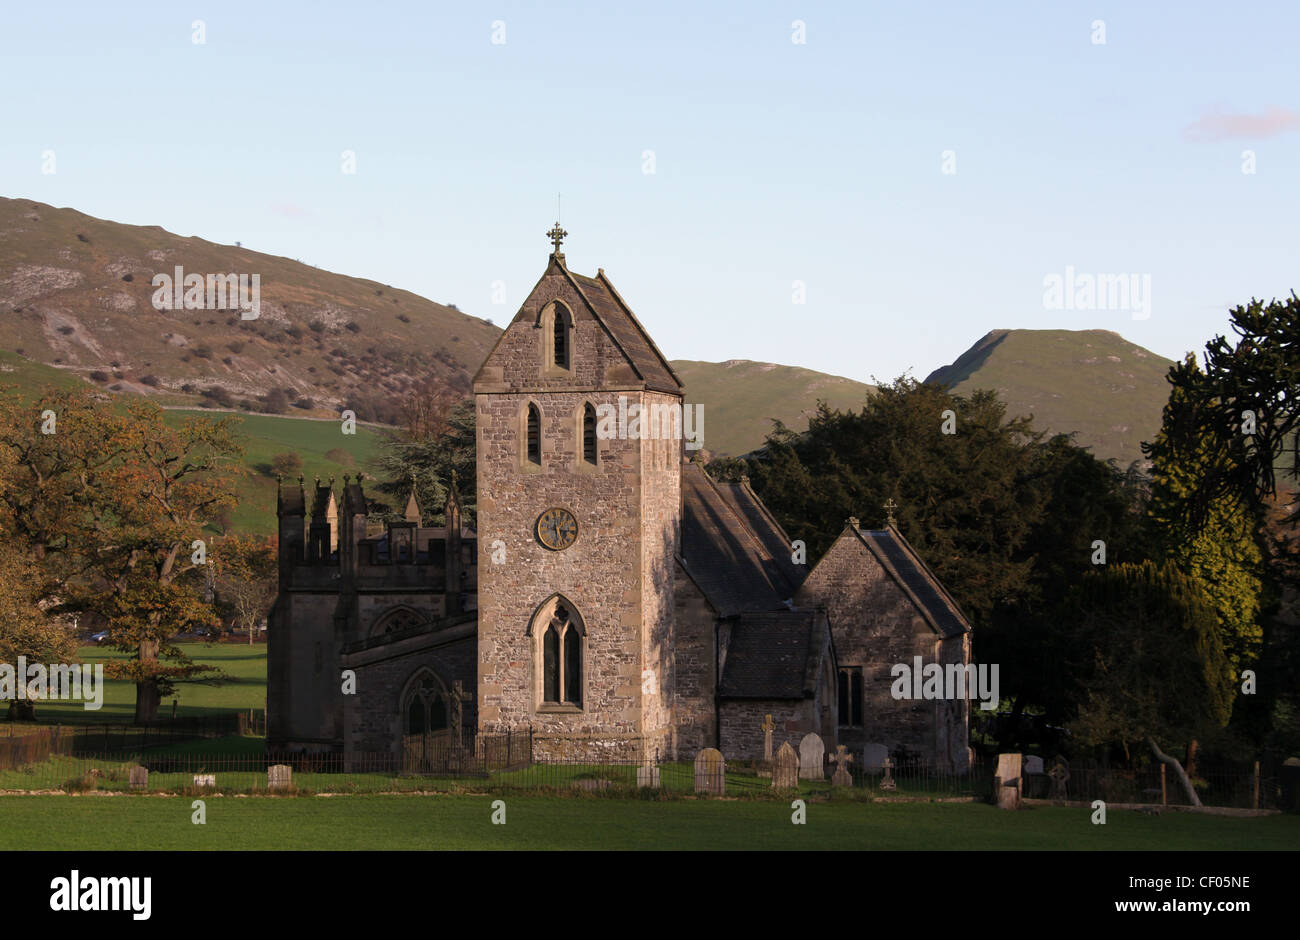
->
(90, 631, 110, 644)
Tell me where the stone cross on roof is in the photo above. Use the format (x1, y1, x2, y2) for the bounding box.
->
(547, 222, 567, 255)
(883, 497, 898, 526)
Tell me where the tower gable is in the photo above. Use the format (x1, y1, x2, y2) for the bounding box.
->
(474, 254, 682, 395)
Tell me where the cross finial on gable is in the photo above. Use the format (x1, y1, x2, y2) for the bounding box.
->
(547, 221, 567, 255)
(883, 497, 898, 526)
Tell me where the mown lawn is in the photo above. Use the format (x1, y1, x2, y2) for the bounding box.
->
(0, 796, 1294, 851)
(33, 642, 267, 724)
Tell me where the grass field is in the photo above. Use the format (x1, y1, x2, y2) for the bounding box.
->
(34, 642, 266, 724)
(165, 409, 385, 534)
(0, 796, 1293, 851)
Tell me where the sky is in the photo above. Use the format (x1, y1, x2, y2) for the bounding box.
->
(2, 1, 1297, 384)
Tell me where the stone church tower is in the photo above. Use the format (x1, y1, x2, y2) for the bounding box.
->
(472, 226, 685, 761)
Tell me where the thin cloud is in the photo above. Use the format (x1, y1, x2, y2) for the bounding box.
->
(270, 203, 313, 219)
(1183, 106, 1300, 141)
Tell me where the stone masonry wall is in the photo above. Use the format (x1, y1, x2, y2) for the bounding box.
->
(719, 699, 815, 762)
(672, 566, 717, 753)
(797, 531, 969, 769)
(343, 633, 476, 753)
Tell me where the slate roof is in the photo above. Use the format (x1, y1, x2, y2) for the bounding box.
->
(718, 610, 828, 700)
(566, 268, 682, 394)
(853, 527, 970, 638)
(716, 480, 805, 591)
(679, 463, 796, 617)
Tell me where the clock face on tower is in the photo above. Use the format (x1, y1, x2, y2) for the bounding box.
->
(536, 507, 578, 551)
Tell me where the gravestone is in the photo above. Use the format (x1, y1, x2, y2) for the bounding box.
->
(1023, 754, 1045, 797)
(879, 756, 896, 791)
(994, 752, 1022, 810)
(192, 774, 216, 788)
(637, 765, 661, 789)
(694, 748, 725, 795)
(772, 742, 799, 790)
(128, 767, 148, 791)
(761, 714, 776, 765)
(268, 764, 292, 791)
(798, 732, 825, 780)
(862, 742, 889, 772)
(829, 745, 854, 787)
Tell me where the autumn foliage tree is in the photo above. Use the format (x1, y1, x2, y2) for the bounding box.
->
(0, 387, 244, 722)
(211, 533, 277, 644)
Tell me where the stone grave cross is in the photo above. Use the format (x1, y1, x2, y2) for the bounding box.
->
(761, 714, 776, 764)
(879, 756, 897, 791)
(829, 744, 854, 787)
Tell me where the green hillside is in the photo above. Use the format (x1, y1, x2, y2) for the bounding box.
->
(671, 359, 874, 457)
(925, 329, 1174, 467)
(165, 410, 385, 535)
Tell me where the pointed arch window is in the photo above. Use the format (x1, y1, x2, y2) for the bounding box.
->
(404, 673, 449, 736)
(553, 307, 569, 369)
(543, 301, 572, 373)
(582, 403, 598, 465)
(534, 598, 583, 708)
(526, 403, 541, 465)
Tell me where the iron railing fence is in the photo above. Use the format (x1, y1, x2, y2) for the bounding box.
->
(0, 750, 1278, 808)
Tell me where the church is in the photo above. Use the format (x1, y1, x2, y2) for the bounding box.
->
(267, 229, 974, 772)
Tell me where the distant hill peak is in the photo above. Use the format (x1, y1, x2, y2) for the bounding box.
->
(925, 328, 1173, 467)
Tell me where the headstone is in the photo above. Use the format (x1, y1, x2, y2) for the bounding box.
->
(829, 744, 854, 787)
(694, 748, 725, 795)
(994, 752, 1022, 810)
(862, 742, 889, 772)
(637, 765, 661, 789)
(772, 742, 799, 789)
(798, 732, 825, 780)
(1024, 755, 1044, 776)
(268, 764, 292, 791)
(128, 767, 148, 791)
(192, 774, 216, 788)
(761, 714, 776, 765)
(879, 756, 897, 791)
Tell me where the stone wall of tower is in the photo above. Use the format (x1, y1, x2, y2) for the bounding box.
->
(474, 268, 682, 762)
(637, 398, 682, 759)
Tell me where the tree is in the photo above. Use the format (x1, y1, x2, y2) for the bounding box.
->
(1147, 355, 1266, 674)
(1159, 293, 1300, 528)
(985, 435, 1154, 741)
(211, 534, 277, 645)
(726, 379, 1044, 625)
(0, 387, 243, 722)
(0, 545, 77, 665)
(1065, 561, 1234, 805)
(269, 452, 304, 479)
(371, 396, 476, 526)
